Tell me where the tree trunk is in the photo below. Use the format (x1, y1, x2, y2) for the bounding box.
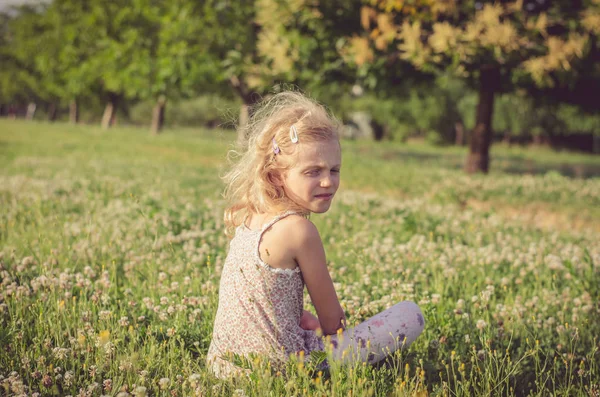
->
(69, 100, 79, 124)
(8, 105, 17, 119)
(371, 119, 385, 141)
(101, 94, 119, 129)
(454, 121, 465, 146)
(237, 103, 250, 146)
(533, 133, 548, 146)
(25, 102, 37, 120)
(151, 96, 167, 135)
(503, 130, 511, 146)
(229, 75, 260, 147)
(465, 66, 500, 174)
(47, 103, 58, 121)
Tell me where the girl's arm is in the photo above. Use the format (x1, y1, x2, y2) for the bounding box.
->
(292, 219, 346, 335)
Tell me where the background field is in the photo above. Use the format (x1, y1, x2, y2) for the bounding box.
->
(1, 119, 599, 396)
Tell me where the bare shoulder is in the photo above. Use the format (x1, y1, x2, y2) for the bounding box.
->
(258, 214, 322, 270)
(274, 215, 321, 245)
(273, 215, 325, 267)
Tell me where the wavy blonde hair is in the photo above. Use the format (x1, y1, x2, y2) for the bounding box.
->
(222, 91, 341, 237)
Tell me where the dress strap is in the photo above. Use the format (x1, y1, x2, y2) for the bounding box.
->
(260, 210, 301, 233)
(255, 210, 303, 274)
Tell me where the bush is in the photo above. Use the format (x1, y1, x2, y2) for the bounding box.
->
(340, 78, 465, 144)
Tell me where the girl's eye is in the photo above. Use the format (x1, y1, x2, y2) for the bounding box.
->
(331, 169, 340, 174)
(306, 170, 320, 176)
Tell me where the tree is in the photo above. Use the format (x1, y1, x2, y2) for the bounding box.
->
(0, 5, 54, 117)
(98, 1, 223, 133)
(210, 0, 361, 144)
(0, 2, 102, 123)
(347, 0, 600, 172)
(45, 0, 102, 124)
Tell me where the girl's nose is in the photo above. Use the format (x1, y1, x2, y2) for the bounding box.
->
(321, 175, 332, 188)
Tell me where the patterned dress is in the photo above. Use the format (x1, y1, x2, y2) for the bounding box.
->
(207, 212, 323, 378)
(207, 212, 426, 377)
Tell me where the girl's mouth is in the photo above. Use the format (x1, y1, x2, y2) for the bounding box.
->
(315, 193, 333, 200)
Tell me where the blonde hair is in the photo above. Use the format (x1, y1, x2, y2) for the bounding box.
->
(222, 91, 341, 236)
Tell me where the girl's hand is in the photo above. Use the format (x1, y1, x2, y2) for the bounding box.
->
(300, 310, 321, 331)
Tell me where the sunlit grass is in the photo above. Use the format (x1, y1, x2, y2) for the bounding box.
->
(1, 119, 599, 396)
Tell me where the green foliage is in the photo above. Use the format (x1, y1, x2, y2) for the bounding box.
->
(557, 104, 600, 136)
(0, 0, 598, 147)
(70, 1, 222, 103)
(491, 95, 600, 138)
(220, 0, 360, 103)
(0, 5, 55, 104)
(336, 75, 466, 143)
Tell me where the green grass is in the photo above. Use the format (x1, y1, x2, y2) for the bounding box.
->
(1, 119, 599, 396)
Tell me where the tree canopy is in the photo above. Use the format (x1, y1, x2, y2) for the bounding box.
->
(1, 0, 598, 167)
(346, 0, 600, 171)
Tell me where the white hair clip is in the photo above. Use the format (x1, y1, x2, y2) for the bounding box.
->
(289, 125, 299, 143)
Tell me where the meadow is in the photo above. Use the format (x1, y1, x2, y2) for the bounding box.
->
(1, 119, 599, 396)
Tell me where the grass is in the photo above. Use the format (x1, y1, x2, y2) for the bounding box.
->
(1, 119, 599, 396)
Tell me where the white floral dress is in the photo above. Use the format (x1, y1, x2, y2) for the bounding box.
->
(207, 212, 426, 377)
(207, 212, 323, 378)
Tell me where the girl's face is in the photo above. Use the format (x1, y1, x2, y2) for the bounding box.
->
(280, 139, 341, 214)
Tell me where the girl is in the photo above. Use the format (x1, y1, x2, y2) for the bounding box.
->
(207, 92, 424, 378)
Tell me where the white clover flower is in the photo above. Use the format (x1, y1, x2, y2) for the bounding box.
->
(64, 371, 74, 386)
(118, 361, 133, 371)
(476, 319, 487, 330)
(104, 342, 115, 356)
(188, 373, 201, 388)
(103, 379, 112, 392)
(21, 256, 35, 266)
(481, 290, 492, 304)
(158, 378, 170, 390)
(52, 347, 70, 360)
(100, 293, 111, 305)
(545, 254, 564, 270)
(142, 297, 153, 309)
(133, 386, 147, 397)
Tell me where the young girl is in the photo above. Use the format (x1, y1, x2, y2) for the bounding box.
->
(207, 92, 424, 378)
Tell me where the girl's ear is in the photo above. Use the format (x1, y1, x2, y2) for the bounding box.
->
(268, 170, 284, 187)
